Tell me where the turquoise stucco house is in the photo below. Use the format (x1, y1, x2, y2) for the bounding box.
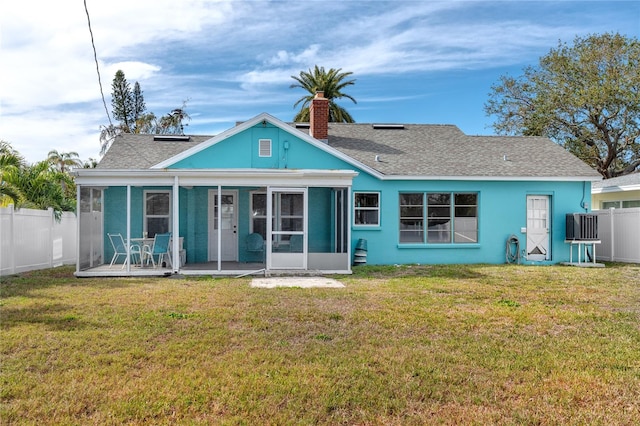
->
(73, 93, 600, 277)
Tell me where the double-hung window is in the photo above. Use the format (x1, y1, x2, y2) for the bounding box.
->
(251, 192, 267, 239)
(354, 192, 380, 226)
(144, 190, 171, 238)
(399, 192, 478, 244)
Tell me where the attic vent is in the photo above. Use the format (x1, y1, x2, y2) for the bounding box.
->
(153, 135, 190, 141)
(259, 139, 272, 157)
(295, 123, 310, 129)
(372, 124, 405, 129)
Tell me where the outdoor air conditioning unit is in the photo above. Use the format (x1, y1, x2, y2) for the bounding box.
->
(566, 213, 598, 241)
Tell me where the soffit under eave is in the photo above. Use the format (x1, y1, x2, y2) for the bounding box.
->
(74, 170, 358, 187)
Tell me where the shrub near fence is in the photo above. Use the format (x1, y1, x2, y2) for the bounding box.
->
(593, 207, 640, 263)
(0, 205, 77, 276)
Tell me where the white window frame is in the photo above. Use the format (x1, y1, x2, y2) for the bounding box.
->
(250, 191, 267, 238)
(259, 139, 272, 157)
(602, 200, 640, 209)
(399, 192, 478, 244)
(353, 192, 380, 226)
(144, 190, 172, 237)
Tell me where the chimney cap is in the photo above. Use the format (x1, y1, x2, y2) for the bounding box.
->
(315, 90, 325, 98)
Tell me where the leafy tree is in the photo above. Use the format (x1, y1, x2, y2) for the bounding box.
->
(102, 72, 192, 153)
(485, 33, 640, 178)
(290, 66, 357, 123)
(111, 70, 135, 132)
(132, 81, 146, 126)
(83, 158, 98, 169)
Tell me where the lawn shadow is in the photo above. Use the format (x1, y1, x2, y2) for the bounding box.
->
(1, 265, 137, 299)
(349, 264, 486, 280)
(1, 303, 95, 331)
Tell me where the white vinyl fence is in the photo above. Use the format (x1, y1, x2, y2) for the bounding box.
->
(0, 205, 77, 276)
(593, 208, 640, 263)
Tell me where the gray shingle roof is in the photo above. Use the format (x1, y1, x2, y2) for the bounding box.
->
(97, 123, 599, 179)
(591, 171, 640, 189)
(97, 134, 212, 169)
(327, 123, 598, 178)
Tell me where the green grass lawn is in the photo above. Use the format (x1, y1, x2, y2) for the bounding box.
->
(2, 264, 639, 425)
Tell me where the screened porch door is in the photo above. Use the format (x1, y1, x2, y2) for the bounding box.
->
(268, 188, 307, 269)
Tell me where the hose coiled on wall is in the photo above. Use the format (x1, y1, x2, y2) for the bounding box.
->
(506, 234, 520, 264)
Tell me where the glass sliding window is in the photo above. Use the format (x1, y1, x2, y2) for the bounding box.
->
(399, 192, 479, 244)
(601, 201, 620, 209)
(354, 192, 380, 226)
(145, 191, 170, 238)
(427, 193, 451, 243)
(454, 193, 478, 243)
(399, 193, 424, 243)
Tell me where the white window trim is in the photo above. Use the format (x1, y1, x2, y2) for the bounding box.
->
(250, 191, 267, 236)
(259, 139, 272, 157)
(353, 191, 380, 226)
(143, 190, 172, 236)
(398, 192, 479, 244)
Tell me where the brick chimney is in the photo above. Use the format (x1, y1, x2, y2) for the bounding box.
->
(309, 91, 329, 142)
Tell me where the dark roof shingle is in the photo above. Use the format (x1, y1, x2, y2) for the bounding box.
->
(97, 123, 599, 179)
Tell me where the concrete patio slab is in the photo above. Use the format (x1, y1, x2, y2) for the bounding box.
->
(251, 277, 345, 288)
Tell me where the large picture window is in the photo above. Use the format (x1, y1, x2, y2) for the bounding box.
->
(145, 191, 171, 238)
(399, 192, 478, 244)
(354, 192, 380, 226)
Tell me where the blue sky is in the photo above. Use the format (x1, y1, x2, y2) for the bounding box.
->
(2, 1, 639, 163)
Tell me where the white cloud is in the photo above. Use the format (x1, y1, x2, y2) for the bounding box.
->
(1, 0, 638, 163)
(105, 62, 162, 82)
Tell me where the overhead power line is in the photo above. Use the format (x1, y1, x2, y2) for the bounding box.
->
(83, 0, 112, 127)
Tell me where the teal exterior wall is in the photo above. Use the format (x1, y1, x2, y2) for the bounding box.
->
(351, 179, 590, 265)
(102, 121, 592, 266)
(170, 122, 354, 171)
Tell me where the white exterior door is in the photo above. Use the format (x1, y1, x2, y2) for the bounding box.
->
(208, 190, 238, 261)
(526, 195, 550, 261)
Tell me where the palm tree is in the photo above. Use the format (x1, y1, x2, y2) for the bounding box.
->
(0, 141, 25, 206)
(47, 150, 83, 174)
(157, 102, 191, 135)
(290, 66, 357, 123)
(10, 161, 73, 218)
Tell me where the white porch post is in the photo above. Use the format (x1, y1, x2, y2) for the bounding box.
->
(126, 185, 131, 273)
(347, 185, 352, 272)
(266, 186, 273, 270)
(75, 184, 81, 273)
(217, 185, 222, 272)
(172, 176, 180, 273)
